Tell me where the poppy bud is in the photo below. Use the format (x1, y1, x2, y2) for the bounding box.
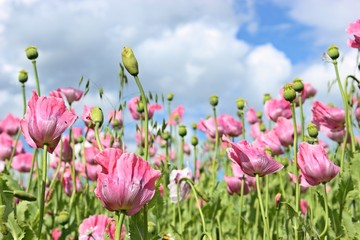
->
(292, 78, 304, 92)
(283, 83, 296, 103)
(18, 70, 28, 84)
(121, 47, 139, 76)
(25, 46, 38, 60)
(90, 107, 104, 127)
(209, 95, 219, 107)
(178, 125, 187, 137)
(327, 45, 339, 60)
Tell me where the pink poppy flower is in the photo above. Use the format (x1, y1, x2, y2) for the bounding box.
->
(250, 122, 266, 139)
(11, 153, 33, 173)
(311, 101, 345, 131)
(62, 168, 82, 197)
(264, 98, 292, 122)
(0, 133, 14, 160)
(303, 82, 317, 99)
(168, 167, 192, 203)
(273, 117, 300, 147)
(84, 146, 100, 164)
(224, 176, 251, 195)
(95, 148, 161, 215)
(218, 114, 243, 137)
(320, 126, 347, 143)
(288, 172, 311, 192)
(54, 137, 73, 162)
(20, 91, 78, 153)
(0, 113, 20, 136)
(52, 228, 61, 240)
(253, 130, 284, 155)
(223, 136, 283, 177)
(50, 87, 83, 105)
(297, 142, 340, 186)
(78, 214, 121, 240)
(80, 162, 101, 181)
(108, 110, 123, 129)
(168, 105, 184, 126)
(82, 105, 93, 128)
(246, 107, 258, 124)
(128, 96, 162, 120)
(72, 127, 83, 143)
(346, 19, 360, 48)
(197, 117, 224, 139)
(300, 199, 308, 215)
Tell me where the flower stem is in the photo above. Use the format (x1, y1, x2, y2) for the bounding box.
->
(333, 60, 356, 153)
(134, 75, 149, 160)
(95, 122, 104, 152)
(26, 149, 38, 192)
(319, 183, 329, 238)
(238, 175, 245, 240)
(180, 137, 185, 169)
(212, 106, 219, 186)
(37, 144, 48, 239)
(298, 94, 305, 142)
(291, 102, 300, 240)
(255, 174, 270, 239)
(115, 211, 125, 240)
(32, 60, 41, 96)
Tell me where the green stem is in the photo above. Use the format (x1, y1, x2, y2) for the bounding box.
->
(32, 60, 41, 96)
(193, 145, 197, 179)
(238, 175, 245, 240)
(21, 83, 27, 115)
(37, 144, 48, 239)
(291, 102, 300, 240)
(95, 122, 104, 152)
(240, 111, 245, 140)
(333, 61, 356, 153)
(6, 128, 22, 171)
(134, 75, 149, 160)
(298, 94, 305, 142)
(255, 174, 270, 239)
(115, 211, 125, 240)
(212, 106, 219, 186)
(26, 150, 37, 192)
(180, 137, 184, 169)
(319, 184, 329, 238)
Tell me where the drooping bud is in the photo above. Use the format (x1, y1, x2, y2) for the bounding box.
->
(13, 190, 37, 201)
(167, 92, 174, 101)
(90, 107, 104, 127)
(191, 135, 198, 146)
(236, 98, 245, 110)
(209, 95, 219, 107)
(121, 47, 139, 76)
(327, 45, 339, 61)
(178, 125, 187, 137)
(263, 93, 272, 104)
(18, 70, 28, 84)
(55, 211, 70, 225)
(292, 78, 304, 92)
(283, 83, 296, 103)
(25, 46, 39, 60)
(307, 123, 318, 138)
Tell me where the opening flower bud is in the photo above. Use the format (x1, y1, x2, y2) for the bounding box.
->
(178, 125, 187, 137)
(25, 46, 39, 60)
(209, 95, 219, 107)
(283, 83, 296, 103)
(167, 92, 174, 101)
(121, 47, 139, 76)
(18, 70, 28, 84)
(327, 45, 339, 60)
(191, 135, 198, 146)
(292, 78, 304, 92)
(236, 98, 245, 110)
(307, 123, 318, 138)
(90, 106, 104, 127)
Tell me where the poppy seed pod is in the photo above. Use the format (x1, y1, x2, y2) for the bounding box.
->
(263, 93, 272, 104)
(25, 46, 38, 60)
(209, 95, 219, 107)
(167, 92, 174, 101)
(18, 70, 28, 84)
(292, 78, 304, 92)
(236, 98, 245, 110)
(283, 84, 296, 103)
(178, 125, 187, 137)
(307, 123, 319, 138)
(327, 45, 339, 60)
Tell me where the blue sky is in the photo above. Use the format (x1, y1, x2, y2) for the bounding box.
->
(0, 0, 359, 137)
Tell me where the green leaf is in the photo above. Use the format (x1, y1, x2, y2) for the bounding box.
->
(5, 213, 24, 240)
(129, 210, 146, 240)
(78, 75, 84, 86)
(342, 211, 356, 239)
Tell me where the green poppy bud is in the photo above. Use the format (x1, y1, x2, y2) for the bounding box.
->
(191, 135, 198, 146)
(121, 47, 139, 76)
(90, 106, 104, 127)
(178, 125, 187, 137)
(263, 93, 272, 104)
(327, 45, 339, 60)
(55, 211, 70, 225)
(209, 95, 219, 107)
(167, 92, 174, 101)
(236, 98, 245, 110)
(18, 70, 28, 84)
(192, 123, 197, 130)
(13, 190, 37, 201)
(307, 123, 318, 138)
(259, 122, 266, 132)
(292, 78, 304, 92)
(256, 111, 262, 120)
(162, 131, 170, 140)
(283, 83, 296, 103)
(136, 101, 145, 113)
(25, 46, 39, 60)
